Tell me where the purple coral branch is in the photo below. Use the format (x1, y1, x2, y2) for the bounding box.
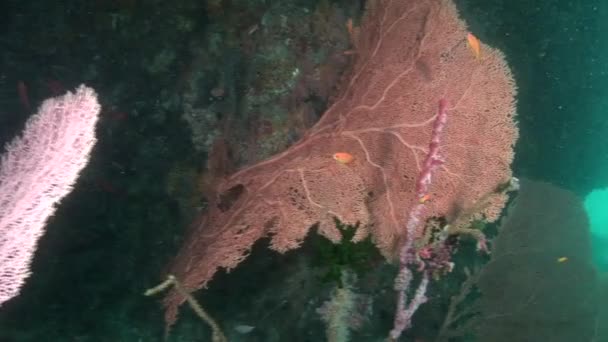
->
(390, 99, 449, 339)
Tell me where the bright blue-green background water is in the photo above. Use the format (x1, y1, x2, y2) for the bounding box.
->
(585, 189, 608, 271)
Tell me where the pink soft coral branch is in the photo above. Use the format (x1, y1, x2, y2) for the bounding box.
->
(390, 99, 449, 339)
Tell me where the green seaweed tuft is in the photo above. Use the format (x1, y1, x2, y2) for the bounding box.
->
(312, 218, 383, 287)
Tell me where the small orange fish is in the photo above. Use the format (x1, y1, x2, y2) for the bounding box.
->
(419, 193, 431, 204)
(346, 18, 354, 36)
(466, 33, 481, 59)
(333, 152, 354, 164)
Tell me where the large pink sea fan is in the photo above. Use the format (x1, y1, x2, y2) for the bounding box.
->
(164, 0, 518, 328)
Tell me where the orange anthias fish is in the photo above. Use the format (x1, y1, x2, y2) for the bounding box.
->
(466, 32, 481, 59)
(333, 152, 354, 164)
(346, 18, 354, 36)
(419, 193, 431, 204)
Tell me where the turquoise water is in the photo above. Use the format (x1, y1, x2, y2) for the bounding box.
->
(585, 188, 608, 271)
